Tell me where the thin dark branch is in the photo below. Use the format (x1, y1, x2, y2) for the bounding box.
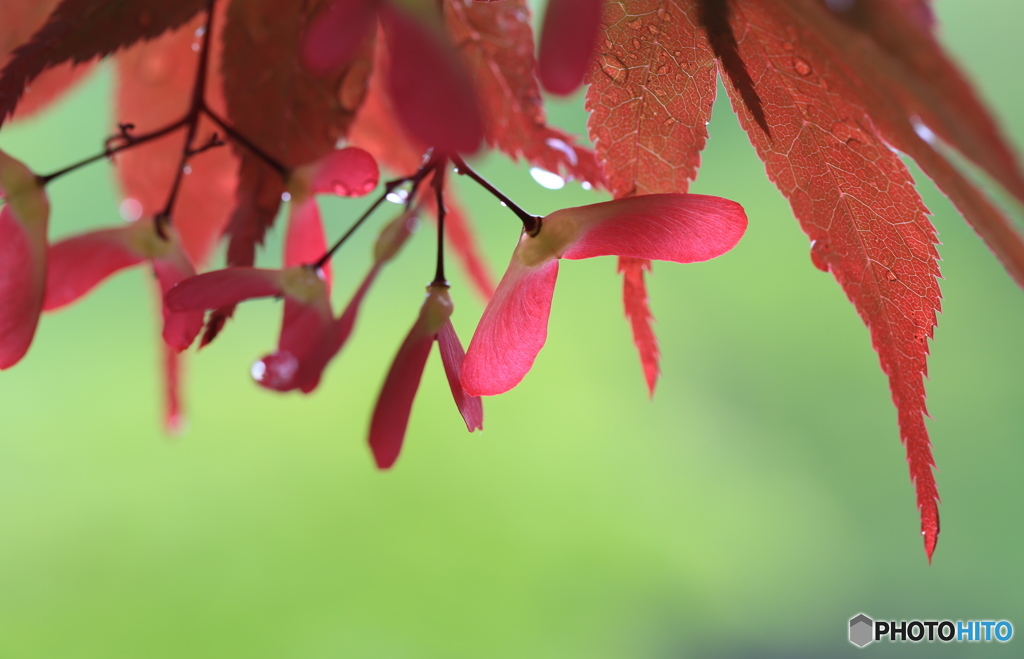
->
(202, 107, 287, 176)
(313, 153, 442, 270)
(432, 166, 447, 285)
(38, 118, 188, 185)
(450, 154, 541, 235)
(157, 0, 220, 225)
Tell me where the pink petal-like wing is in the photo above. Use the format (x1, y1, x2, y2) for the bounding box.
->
(165, 267, 283, 312)
(437, 319, 483, 431)
(300, 0, 379, 74)
(0, 205, 46, 369)
(561, 194, 747, 263)
(44, 226, 145, 311)
(253, 296, 334, 392)
(380, 5, 482, 154)
(538, 0, 603, 95)
(291, 211, 417, 393)
(284, 199, 332, 289)
(310, 146, 380, 197)
(153, 251, 204, 352)
(368, 325, 434, 469)
(294, 264, 380, 393)
(462, 256, 559, 396)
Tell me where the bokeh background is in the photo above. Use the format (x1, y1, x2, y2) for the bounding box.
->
(1, 1, 1022, 657)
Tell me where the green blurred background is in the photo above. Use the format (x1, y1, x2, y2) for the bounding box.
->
(1, 2, 1022, 657)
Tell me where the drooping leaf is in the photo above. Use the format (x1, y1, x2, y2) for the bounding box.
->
(0, 0, 209, 123)
(446, 0, 602, 185)
(618, 257, 659, 397)
(9, 62, 96, 121)
(586, 0, 720, 394)
(774, 0, 1024, 290)
(712, 0, 942, 560)
(825, 0, 1024, 203)
(0, 0, 58, 57)
(1, 0, 98, 121)
(587, 0, 718, 198)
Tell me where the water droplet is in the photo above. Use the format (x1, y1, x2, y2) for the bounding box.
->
(910, 116, 936, 144)
(530, 167, 566, 190)
(191, 42, 201, 53)
(386, 189, 409, 205)
(252, 351, 299, 389)
(581, 181, 593, 191)
(499, 201, 507, 207)
(332, 181, 351, 196)
(119, 198, 143, 222)
(809, 240, 831, 272)
(600, 54, 626, 83)
(545, 137, 578, 166)
(656, 64, 670, 75)
(793, 57, 812, 76)
(664, 117, 675, 126)
(194, 26, 207, 38)
(358, 178, 376, 195)
(182, 165, 192, 175)
(281, 191, 292, 202)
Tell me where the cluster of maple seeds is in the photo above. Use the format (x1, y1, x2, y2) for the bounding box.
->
(3, 0, 1023, 561)
(0, 0, 745, 469)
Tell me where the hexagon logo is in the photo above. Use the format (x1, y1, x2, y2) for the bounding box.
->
(849, 613, 875, 647)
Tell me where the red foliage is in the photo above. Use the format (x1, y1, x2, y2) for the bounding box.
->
(1, 0, 1022, 561)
